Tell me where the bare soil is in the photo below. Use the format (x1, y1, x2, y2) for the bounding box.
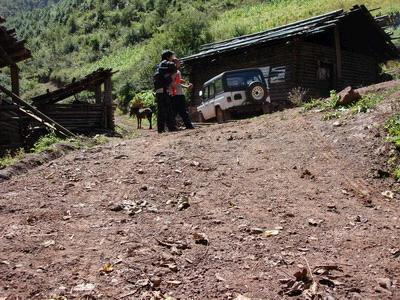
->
(0, 88, 399, 299)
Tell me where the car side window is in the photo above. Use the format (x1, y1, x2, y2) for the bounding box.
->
(209, 83, 215, 99)
(215, 79, 223, 95)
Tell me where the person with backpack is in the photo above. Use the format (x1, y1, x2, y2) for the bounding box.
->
(170, 58, 194, 129)
(153, 50, 178, 133)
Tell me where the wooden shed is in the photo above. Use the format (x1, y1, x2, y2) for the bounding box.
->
(31, 68, 116, 133)
(183, 5, 399, 108)
(0, 16, 32, 152)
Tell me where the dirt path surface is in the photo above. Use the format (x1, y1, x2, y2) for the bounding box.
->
(1, 99, 399, 299)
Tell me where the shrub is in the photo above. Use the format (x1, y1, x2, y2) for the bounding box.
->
(288, 87, 309, 106)
(31, 133, 63, 153)
(385, 113, 400, 147)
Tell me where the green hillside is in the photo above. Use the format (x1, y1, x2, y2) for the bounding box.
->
(0, 0, 61, 17)
(4, 0, 400, 107)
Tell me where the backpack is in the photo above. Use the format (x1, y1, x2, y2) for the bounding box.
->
(153, 60, 177, 91)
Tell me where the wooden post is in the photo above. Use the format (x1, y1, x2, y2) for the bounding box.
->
(10, 65, 20, 96)
(334, 26, 342, 86)
(94, 84, 102, 104)
(103, 76, 114, 130)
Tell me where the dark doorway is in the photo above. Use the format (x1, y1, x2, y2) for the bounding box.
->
(316, 61, 334, 97)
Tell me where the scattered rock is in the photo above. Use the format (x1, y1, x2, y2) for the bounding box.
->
(190, 161, 200, 167)
(72, 283, 96, 292)
(308, 218, 323, 227)
(234, 295, 251, 300)
(177, 196, 190, 211)
(376, 278, 392, 290)
(151, 276, 162, 287)
(333, 121, 342, 127)
(336, 86, 361, 106)
(263, 229, 280, 237)
(114, 154, 128, 160)
(300, 169, 315, 179)
(193, 232, 209, 246)
(41, 240, 56, 248)
(381, 191, 394, 199)
(250, 227, 264, 234)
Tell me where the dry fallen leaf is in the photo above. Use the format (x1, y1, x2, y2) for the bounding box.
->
(102, 263, 114, 273)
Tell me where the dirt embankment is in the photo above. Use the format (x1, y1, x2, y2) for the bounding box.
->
(0, 85, 399, 299)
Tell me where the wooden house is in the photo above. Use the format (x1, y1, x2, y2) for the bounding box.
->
(182, 5, 399, 108)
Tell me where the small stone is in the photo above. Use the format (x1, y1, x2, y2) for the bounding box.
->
(151, 276, 162, 287)
(333, 121, 342, 127)
(72, 283, 96, 292)
(377, 278, 392, 290)
(250, 227, 264, 234)
(308, 218, 323, 226)
(183, 180, 192, 186)
(137, 169, 145, 174)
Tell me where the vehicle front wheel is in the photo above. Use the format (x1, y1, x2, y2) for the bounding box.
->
(216, 107, 225, 123)
(199, 112, 206, 123)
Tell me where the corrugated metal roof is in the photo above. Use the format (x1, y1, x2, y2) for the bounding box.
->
(183, 5, 398, 62)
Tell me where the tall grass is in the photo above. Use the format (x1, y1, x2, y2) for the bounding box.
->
(210, 0, 400, 40)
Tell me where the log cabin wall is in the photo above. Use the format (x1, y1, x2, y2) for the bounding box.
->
(0, 104, 25, 153)
(294, 41, 379, 99)
(36, 104, 109, 132)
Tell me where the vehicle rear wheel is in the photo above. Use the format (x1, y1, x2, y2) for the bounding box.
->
(246, 82, 268, 103)
(216, 107, 225, 123)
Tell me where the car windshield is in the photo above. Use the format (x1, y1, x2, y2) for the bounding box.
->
(225, 70, 264, 90)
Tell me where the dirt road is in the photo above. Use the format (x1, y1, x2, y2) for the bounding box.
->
(0, 98, 399, 299)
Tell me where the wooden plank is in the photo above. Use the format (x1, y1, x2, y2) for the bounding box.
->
(0, 84, 76, 138)
(94, 84, 102, 104)
(10, 65, 19, 96)
(103, 76, 113, 130)
(334, 26, 342, 81)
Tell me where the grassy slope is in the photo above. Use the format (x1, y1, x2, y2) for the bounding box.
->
(210, 0, 400, 40)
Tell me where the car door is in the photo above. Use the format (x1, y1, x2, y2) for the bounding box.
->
(202, 84, 216, 120)
(198, 84, 213, 120)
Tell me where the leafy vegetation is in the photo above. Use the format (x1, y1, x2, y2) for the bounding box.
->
(0, 132, 109, 168)
(30, 132, 63, 153)
(0, 0, 61, 17)
(3, 0, 398, 108)
(0, 149, 26, 168)
(385, 113, 400, 180)
(386, 113, 400, 148)
(302, 90, 388, 120)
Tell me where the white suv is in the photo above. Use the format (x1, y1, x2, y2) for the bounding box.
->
(197, 68, 270, 123)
